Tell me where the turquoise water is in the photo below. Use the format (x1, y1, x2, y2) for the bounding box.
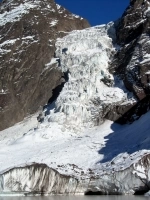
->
(0, 196, 150, 200)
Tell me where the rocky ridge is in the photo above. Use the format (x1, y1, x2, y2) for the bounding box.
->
(0, 0, 90, 130)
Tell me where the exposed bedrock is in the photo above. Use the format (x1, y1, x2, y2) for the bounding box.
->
(114, 1, 150, 95)
(109, 0, 150, 123)
(0, 0, 90, 131)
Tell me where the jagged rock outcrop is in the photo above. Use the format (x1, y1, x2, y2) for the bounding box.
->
(0, 0, 90, 130)
(111, 0, 150, 123)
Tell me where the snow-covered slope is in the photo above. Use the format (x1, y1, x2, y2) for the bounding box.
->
(0, 21, 150, 195)
(1, 110, 150, 174)
(0, 109, 150, 195)
(0, 0, 39, 26)
(0, 0, 80, 27)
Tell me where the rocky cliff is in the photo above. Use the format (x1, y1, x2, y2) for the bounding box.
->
(111, 0, 150, 123)
(0, 0, 90, 130)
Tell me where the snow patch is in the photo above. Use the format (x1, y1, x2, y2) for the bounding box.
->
(0, 36, 38, 56)
(50, 19, 58, 27)
(0, 1, 39, 26)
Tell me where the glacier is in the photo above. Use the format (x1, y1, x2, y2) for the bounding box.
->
(45, 22, 136, 131)
(0, 21, 150, 195)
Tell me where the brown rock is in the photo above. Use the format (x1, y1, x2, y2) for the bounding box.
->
(114, 0, 150, 98)
(0, 0, 90, 130)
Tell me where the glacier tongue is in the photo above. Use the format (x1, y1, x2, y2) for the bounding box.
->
(47, 22, 133, 130)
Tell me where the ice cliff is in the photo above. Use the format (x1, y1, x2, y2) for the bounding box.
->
(1, 153, 150, 195)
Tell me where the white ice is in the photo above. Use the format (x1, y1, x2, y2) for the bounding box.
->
(0, 22, 147, 179)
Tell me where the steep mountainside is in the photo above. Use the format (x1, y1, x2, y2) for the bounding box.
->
(111, 0, 150, 123)
(0, 0, 150, 196)
(0, 0, 90, 130)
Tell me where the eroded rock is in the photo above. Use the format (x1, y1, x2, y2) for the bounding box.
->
(0, 0, 90, 130)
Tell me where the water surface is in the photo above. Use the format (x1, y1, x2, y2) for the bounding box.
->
(0, 196, 150, 200)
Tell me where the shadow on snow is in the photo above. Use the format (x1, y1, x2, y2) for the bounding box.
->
(98, 110, 150, 163)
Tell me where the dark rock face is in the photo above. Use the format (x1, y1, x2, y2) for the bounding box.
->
(114, 0, 150, 98)
(111, 0, 150, 123)
(0, 0, 90, 130)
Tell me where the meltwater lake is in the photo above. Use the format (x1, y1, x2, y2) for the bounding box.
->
(0, 196, 150, 200)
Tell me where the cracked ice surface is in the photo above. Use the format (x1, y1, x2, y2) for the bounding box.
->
(48, 22, 135, 130)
